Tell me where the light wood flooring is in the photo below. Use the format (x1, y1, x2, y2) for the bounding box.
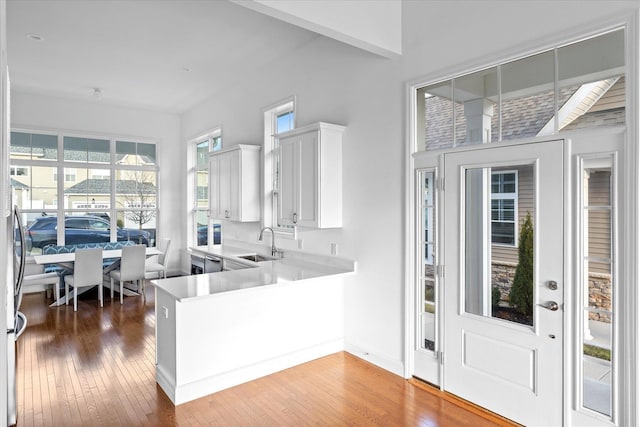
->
(15, 285, 516, 426)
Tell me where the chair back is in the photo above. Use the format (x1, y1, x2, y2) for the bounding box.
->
(73, 248, 103, 287)
(157, 238, 171, 267)
(119, 245, 146, 281)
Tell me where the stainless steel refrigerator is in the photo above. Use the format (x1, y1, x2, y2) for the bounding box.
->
(6, 206, 26, 426)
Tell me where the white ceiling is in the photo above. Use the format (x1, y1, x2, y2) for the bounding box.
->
(6, 0, 323, 114)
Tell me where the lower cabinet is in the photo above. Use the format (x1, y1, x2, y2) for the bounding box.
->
(154, 276, 344, 405)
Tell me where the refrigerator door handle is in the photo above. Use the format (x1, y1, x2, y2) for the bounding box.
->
(14, 311, 27, 340)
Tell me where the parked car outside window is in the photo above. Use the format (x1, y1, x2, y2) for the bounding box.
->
(197, 223, 221, 246)
(25, 215, 150, 251)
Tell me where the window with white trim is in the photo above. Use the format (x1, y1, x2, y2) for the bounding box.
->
(415, 29, 625, 152)
(491, 170, 518, 246)
(10, 166, 28, 176)
(263, 98, 295, 233)
(10, 130, 159, 253)
(190, 130, 221, 246)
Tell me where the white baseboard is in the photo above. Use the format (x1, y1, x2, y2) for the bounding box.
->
(156, 365, 176, 403)
(162, 339, 344, 405)
(343, 342, 405, 377)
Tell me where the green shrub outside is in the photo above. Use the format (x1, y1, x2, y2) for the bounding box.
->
(509, 212, 534, 316)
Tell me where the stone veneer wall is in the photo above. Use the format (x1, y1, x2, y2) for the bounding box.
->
(491, 261, 612, 322)
(492, 261, 517, 306)
(588, 272, 612, 322)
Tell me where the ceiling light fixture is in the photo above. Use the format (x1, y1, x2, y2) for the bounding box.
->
(25, 33, 44, 42)
(182, 67, 191, 72)
(92, 88, 103, 100)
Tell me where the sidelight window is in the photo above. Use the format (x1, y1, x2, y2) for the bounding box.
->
(418, 170, 437, 352)
(579, 156, 616, 419)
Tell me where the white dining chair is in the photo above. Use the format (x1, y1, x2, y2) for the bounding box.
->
(110, 244, 146, 304)
(22, 261, 61, 302)
(145, 238, 171, 280)
(63, 248, 104, 312)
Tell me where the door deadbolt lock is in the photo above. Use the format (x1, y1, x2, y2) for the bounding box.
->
(538, 301, 559, 311)
(547, 280, 558, 290)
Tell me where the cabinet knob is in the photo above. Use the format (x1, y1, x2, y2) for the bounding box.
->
(225, 210, 230, 218)
(293, 212, 297, 224)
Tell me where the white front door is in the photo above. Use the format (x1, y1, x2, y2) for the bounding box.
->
(443, 140, 564, 426)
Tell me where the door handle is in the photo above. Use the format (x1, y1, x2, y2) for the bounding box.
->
(538, 301, 559, 311)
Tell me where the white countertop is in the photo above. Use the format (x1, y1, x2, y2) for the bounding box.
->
(151, 244, 355, 302)
(189, 244, 257, 259)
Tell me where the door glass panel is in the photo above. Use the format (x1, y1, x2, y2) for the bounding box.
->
(581, 158, 614, 418)
(419, 171, 437, 353)
(464, 164, 535, 327)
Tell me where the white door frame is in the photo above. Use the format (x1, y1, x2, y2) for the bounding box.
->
(407, 129, 633, 425)
(404, 12, 640, 426)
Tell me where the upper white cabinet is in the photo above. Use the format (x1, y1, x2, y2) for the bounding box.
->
(209, 144, 261, 222)
(277, 122, 345, 228)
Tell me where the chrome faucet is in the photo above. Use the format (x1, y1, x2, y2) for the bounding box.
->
(259, 227, 280, 257)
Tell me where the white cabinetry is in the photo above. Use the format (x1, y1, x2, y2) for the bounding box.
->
(208, 144, 261, 222)
(277, 122, 345, 228)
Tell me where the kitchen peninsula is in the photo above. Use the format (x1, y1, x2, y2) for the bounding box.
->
(151, 242, 355, 405)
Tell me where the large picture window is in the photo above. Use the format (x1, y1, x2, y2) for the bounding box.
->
(10, 130, 159, 254)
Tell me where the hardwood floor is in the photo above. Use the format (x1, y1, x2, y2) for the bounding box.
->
(15, 286, 516, 426)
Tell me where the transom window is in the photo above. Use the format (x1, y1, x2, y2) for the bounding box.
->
(415, 29, 625, 152)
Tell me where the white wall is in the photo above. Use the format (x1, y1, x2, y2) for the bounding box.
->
(182, 35, 406, 372)
(401, 1, 639, 83)
(182, 0, 639, 376)
(235, 0, 402, 57)
(10, 91, 183, 273)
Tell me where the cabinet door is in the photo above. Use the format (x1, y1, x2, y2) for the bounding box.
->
(278, 136, 298, 226)
(227, 149, 240, 221)
(218, 152, 232, 219)
(208, 156, 220, 219)
(296, 131, 318, 227)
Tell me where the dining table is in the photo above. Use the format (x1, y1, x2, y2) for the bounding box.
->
(34, 246, 161, 307)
